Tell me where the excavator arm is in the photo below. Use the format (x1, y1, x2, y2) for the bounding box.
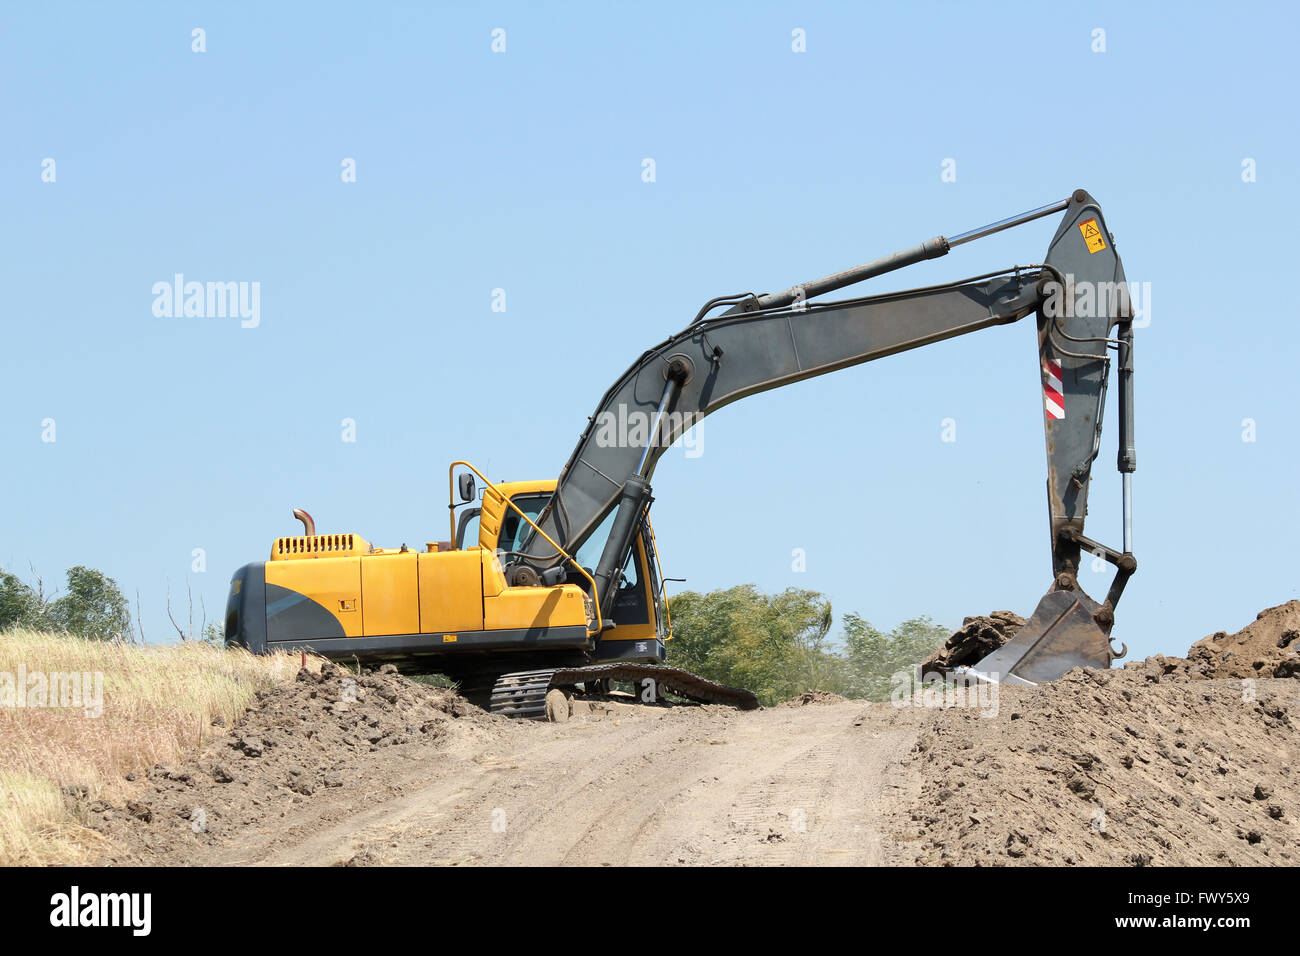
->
(514, 189, 1137, 684)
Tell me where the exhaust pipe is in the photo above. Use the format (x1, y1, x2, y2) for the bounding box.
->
(292, 509, 315, 536)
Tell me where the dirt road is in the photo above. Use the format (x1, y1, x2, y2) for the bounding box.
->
(87, 602, 1299, 867)
(246, 700, 919, 866)
(89, 676, 1298, 867)
(94, 690, 924, 867)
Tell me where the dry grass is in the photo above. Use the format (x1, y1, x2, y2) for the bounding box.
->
(0, 629, 313, 865)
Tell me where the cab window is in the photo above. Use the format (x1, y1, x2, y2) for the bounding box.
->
(570, 511, 649, 626)
(456, 509, 480, 549)
(609, 539, 648, 625)
(496, 494, 549, 557)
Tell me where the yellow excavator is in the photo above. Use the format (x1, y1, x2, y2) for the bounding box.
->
(226, 190, 1138, 718)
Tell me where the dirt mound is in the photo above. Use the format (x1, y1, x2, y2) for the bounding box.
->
(1110, 601, 1300, 683)
(1186, 600, 1300, 679)
(82, 662, 510, 863)
(892, 666, 1297, 865)
(780, 690, 848, 707)
(921, 611, 1025, 674)
(920, 601, 1300, 681)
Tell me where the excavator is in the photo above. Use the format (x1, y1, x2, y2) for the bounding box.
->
(225, 188, 1138, 719)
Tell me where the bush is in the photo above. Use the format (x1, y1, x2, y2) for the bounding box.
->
(840, 613, 951, 701)
(666, 585, 950, 704)
(0, 571, 44, 631)
(0, 566, 132, 642)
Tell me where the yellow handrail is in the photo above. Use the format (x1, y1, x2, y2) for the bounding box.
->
(645, 517, 673, 643)
(447, 461, 604, 637)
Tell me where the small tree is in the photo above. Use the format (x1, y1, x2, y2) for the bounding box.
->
(667, 585, 841, 705)
(841, 613, 950, 701)
(45, 566, 132, 641)
(0, 570, 46, 630)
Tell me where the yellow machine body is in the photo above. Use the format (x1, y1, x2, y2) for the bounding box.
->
(226, 477, 670, 668)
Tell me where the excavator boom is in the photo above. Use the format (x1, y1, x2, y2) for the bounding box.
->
(517, 189, 1137, 684)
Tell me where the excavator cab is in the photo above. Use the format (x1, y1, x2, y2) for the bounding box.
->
(472, 477, 671, 664)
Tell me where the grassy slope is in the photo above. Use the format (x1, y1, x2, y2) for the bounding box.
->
(0, 629, 309, 865)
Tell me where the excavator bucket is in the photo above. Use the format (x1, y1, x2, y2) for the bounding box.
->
(962, 588, 1121, 686)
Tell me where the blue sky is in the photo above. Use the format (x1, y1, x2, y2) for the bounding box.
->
(2, 1, 1296, 659)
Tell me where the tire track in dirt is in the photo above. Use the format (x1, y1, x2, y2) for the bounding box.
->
(259, 704, 720, 865)
(631, 704, 925, 865)
(257, 701, 923, 867)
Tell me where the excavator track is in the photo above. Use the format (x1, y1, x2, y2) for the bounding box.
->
(488, 664, 759, 720)
(555, 664, 760, 710)
(488, 669, 555, 719)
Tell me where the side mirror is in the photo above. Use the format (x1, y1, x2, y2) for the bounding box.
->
(457, 473, 476, 502)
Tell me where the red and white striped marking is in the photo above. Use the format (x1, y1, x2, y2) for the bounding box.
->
(1043, 359, 1065, 420)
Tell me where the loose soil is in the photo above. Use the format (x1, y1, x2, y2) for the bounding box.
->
(84, 605, 1299, 866)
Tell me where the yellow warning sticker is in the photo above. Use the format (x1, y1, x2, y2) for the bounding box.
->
(1078, 217, 1106, 254)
